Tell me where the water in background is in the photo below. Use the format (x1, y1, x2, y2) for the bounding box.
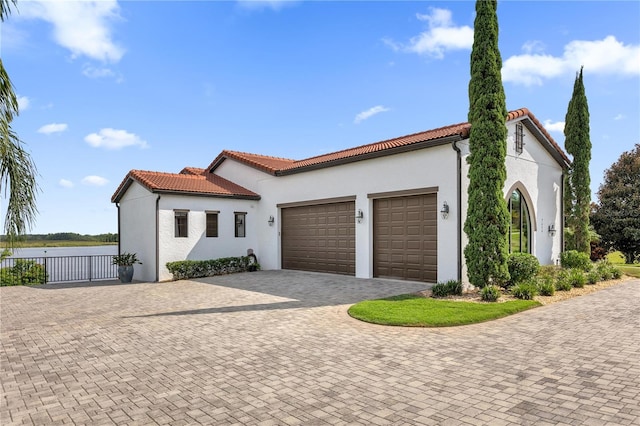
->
(8, 245, 118, 258)
(3, 246, 121, 283)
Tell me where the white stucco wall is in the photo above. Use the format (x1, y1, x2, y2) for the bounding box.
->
(156, 195, 258, 281)
(458, 118, 565, 285)
(118, 117, 565, 285)
(117, 182, 158, 282)
(215, 143, 460, 282)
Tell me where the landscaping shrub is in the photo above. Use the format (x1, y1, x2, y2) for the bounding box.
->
(431, 280, 463, 297)
(166, 256, 258, 280)
(611, 267, 622, 279)
(0, 259, 48, 286)
(560, 250, 591, 271)
(536, 277, 555, 296)
(480, 285, 501, 302)
(593, 260, 621, 281)
(511, 281, 539, 300)
(555, 270, 573, 291)
(507, 253, 540, 286)
(586, 270, 600, 285)
(568, 268, 586, 288)
(538, 265, 560, 280)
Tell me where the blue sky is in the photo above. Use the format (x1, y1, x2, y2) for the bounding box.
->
(2, 0, 639, 235)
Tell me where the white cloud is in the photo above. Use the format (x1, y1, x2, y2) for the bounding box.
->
(82, 65, 115, 78)
(38, 123, 68, 134)
(19, 0, 124, 63)
(81, 176, 109, 186)
(59, 179, 74, 188)
(236, 0, 296, 11)
(503, 36, 640, 86)
(614, 114, 626, 121)
(85, 128, 149, 150)
(385, 8, 473, 59)
(17, 95, 30, 112)
(354, 106, 390, 124)
(543, 120, 565, 133)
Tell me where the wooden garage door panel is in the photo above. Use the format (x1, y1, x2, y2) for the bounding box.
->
(282, 201, 355, 275)
(374, 194, 438, 283)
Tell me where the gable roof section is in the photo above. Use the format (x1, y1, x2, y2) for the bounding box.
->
(208, 108, 569, 176)
(207, 151, 296, 175)
(507, 108, 571, 167)
(209, 122, 471, 176)
(179, 167, 206, 175)
(111, 169, 260, 203)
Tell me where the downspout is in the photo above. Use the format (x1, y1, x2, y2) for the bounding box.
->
(452, 140, 462, 281)
(560, 171, 565, 261)
(155, 195, 161, 282)
(116, 202, 121, 255)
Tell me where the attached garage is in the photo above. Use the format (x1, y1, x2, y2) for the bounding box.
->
(280, 198, 356, 275)
(372, 190, 438, 283)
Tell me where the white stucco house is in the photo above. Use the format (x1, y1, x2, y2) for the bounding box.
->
(112, 108, 570, 284)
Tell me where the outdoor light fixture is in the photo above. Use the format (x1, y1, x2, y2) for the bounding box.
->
(268, 215, 275, 226)
(440, 202, 449, 219)
(356, 209, 364, 223)
(548, 224, 556, 236)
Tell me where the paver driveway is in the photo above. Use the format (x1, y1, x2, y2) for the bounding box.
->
(1, 271, 639, 425)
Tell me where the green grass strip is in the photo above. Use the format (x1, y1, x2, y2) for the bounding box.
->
(348, 294, 540, 327)
(619, 265, 640, 278)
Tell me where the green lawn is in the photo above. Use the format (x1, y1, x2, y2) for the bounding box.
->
(348, 294, 540, 327)
(619, 265, 640, 278)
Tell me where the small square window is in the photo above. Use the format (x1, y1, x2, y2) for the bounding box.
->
(235, 212, 246, 238)
(515, 122, 525, 154)
(206, 212, 218, 237)
(175, 211, 188, 238)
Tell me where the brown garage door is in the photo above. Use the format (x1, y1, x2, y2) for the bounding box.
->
(281, 201, 355, 275)
(374, 194, 437, 282)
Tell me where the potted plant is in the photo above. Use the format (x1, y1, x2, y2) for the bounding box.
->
(112, 252, 142, 283)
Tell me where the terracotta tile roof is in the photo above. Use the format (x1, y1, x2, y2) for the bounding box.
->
(207, 151, 296, 175)
(209, 108, 569, 175)
(282, 122, 470, 173)
(111, 169, 260, 202)
(179, 167, 206, 175)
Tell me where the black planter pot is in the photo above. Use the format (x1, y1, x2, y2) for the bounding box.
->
(118, 265, 134, 283)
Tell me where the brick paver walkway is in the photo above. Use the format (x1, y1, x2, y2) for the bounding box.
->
(1, 271, 639, 425)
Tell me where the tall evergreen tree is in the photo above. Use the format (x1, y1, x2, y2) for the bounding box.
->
(564, 67, 591, 254)
(464, 0, 510, 288)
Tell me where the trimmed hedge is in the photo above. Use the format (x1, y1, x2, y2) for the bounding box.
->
(166, 256, 258, 280)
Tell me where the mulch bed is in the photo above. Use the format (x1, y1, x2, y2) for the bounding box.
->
(414, 276, 635, 305)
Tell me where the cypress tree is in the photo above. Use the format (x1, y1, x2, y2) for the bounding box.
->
(464, 0, 510, 288)
(564, 67, 591, 254)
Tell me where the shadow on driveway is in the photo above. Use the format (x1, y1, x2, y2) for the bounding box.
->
(128, 269, 432, 318)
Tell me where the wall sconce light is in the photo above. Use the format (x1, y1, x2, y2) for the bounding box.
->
(440, 202, 449, 219)
(548, 224, 556, 236)
(268, 215, 275, 226)
(356, 209, 364, 223)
